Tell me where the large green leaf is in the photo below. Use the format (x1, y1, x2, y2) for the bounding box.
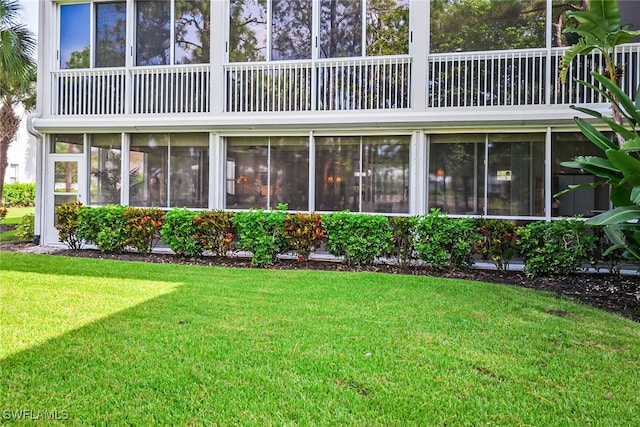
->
(610, 185, 633, 207)
(619, 137, 640, 153)
(631, 186, 640, 205)
(606, 149, 640, 186)
(553, 181, 608, 198)
(591, 0, 621, 31)
(562, 155, 623, 181)
(573, 117, 619, 152)
(591, 73, 640, 124)
(603, 225, 640, 262)
(586, 206, 640, 226)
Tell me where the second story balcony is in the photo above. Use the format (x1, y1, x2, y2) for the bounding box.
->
(49, 43, 640, 118)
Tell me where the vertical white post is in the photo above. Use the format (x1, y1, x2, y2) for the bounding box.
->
(308, 131, 315, 212)
(545, 127, 552, 220)
(210, 133, 225, 209)
(410, 131, 427, 215)
(121, 132, 130, 206)
(410, 0, 429, 111)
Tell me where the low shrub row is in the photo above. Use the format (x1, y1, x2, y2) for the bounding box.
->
(2, 183, 36, 207)
(55, 204, 625, 277)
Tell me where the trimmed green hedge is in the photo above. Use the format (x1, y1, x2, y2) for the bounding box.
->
(55, 204, 624, 277)
(2, 183, 35, 207)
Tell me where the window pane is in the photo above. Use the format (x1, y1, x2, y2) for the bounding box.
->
(319, 0, 362, 58)
(315, 137, 361, 211)
(170, 133, 209, 208)
(95, 2, 126, 68)
(226, 138, 269, 209)
(175, 0, 211, 64)
(52, 134, 84, 154)
(229, 0, 267, 62)
(430, 0, 546, 53)
(90, 134, 121, 205)
(552, 132, 610, 217)
(366, 0, 409, 56)
(429, 134, 485, 215)
(361, 136, 409, 213)
(269, 137, 309, 210)
(136, 0, 171, 66)
(54, 161, 79, 193)
(271, 0, 312, 60)
(129, 134, 169, 207)
(60, 4, 90, 69)
(487, 134, 544, 216)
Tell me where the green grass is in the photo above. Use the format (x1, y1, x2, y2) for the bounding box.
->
(0, 207, 34, 243)
(1, 252, 639, 425)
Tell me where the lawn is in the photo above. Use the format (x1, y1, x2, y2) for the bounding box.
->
(1, 253, 639, 425)
(0, 207, 34, 242)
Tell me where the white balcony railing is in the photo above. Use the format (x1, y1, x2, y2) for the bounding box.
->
(224, 56, 412, 112)
(427, 43, 640, 108)
(50, 43, 639, 117)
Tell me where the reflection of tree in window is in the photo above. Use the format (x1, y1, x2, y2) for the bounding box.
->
(366, 0, 409, 56)
(95, 2, 126, 68)
(175, 0, 211, 64)
(229, 0, 267, 62)
(271, 0, 312, 60)
(430, 0, 547, 53)
(136, 0, 171, 66)
(320, 0, 362, 58)
(60, 4, 90, 69)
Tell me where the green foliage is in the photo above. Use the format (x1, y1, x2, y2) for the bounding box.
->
(517, 219, 596, 278)
(412, 209, 479, 269)
(322, 212, 393, 266)
(160, 208, 203, 258)
(389, 216, 418, 268)
(14, 212, 34, 241)
(558, 72, 640, 263)
(2, 183, 35, 207)
(232, 209, 288, 267)
(193, 210, 235, 257)
(560, 0, 640, 84)
(55, 202, 85, 249)
(123, 207, 165, 255)
(77, 205, 128, 254)
(475, 219, 519, 271)
(282, 212, 324, 261)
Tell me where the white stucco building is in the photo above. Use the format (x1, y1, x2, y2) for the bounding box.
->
(30, 0, 640, 245)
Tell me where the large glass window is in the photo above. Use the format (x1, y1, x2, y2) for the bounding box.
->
(60, 4, 90, 69)
(320, 0, 409, 58)
(315, 135, 409, 213)
(487, 134, 544, 216)
(272, 0, 312, 60)
(90, 134, 122, 205)
(129, 133, 208, 208)
(169, 134, 209, 208)
(429, 135, 485, 215)
(428, 133, 544, 217)
(175, 0, 211, 64)
(136, 0, 210, 66)
(226, 137, 309, 210)
(95, 2, 126, 67)
(552, 132, 610, 217)
(229, 0, 268, 61)
(430, 0, 546, 53)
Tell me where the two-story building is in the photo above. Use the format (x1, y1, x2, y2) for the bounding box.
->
(30, 0, 640, 245)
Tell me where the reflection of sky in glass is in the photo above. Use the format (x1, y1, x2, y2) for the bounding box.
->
(60, 3, 90, 69)
(96, 2, 126, 67)
(175, 8, 206, 64)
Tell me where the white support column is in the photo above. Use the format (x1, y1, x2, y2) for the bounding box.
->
(308, 131, 315, 212)
(409, 130, 427, 215)
(409, 0, 429, 112)
(211, 0, 226, 114)
(210, 133, 225, 209)
(545, 127, 552, 221)
(120, 132, 130, 206)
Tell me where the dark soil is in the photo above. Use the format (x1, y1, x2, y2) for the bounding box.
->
(2, 241, 639, 322)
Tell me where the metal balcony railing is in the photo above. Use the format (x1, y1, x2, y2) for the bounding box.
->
(50, 43, 639, 117)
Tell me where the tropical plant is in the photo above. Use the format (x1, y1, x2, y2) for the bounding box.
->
(0, 0, 37, 198)
(161, 208, 203, 258)
(560, 0, 640, 144)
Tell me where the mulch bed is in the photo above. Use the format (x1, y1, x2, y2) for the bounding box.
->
(2, 241, 639, 322)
